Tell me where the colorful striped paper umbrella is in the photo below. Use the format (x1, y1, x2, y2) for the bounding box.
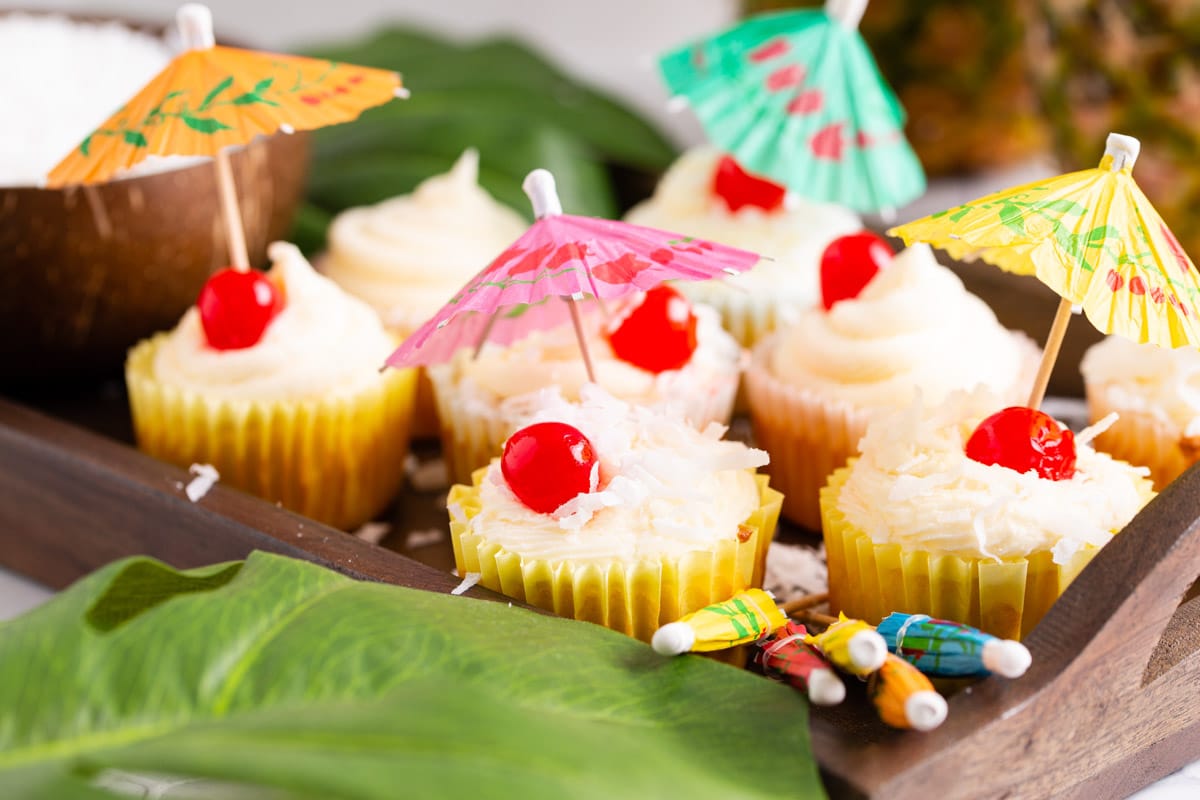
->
(45, 3, 405, 269)
(757, 622, 845, 705)
(385, 169, 759, 381)
(891, 133, 1200, 407)
(877, 613, 1031, 679)
(652, 589, 787, 655)
(659, 0, 925, 213)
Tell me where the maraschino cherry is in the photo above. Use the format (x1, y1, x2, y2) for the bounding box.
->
(964, 407, 1077, 481)
(501, 422, 598, 514)
(819, 232, 894, 310)
(197, 267, 283, 351)
(713, 154, 787, 213)
(607, 285, 698, 373)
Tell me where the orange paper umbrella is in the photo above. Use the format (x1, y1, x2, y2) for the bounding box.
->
(45, 3, 405, 269)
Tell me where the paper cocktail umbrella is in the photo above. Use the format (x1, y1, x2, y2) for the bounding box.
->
(659, 0, 925, 213)
(870, 654, 947, 732)
(652, 589, 786, 656)
(877, 612, 1031, 679)
(804, 613, 886, 677)
(385, 169, 759, 380)
(757, 622, 845, 706)
(45, 3, 405, 271)
(891, 132, 1200, 408)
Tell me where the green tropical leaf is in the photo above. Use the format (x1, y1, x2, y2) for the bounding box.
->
(254, 77, 275, 93)
(199, 76, 234, 110)
(0, 553, 822, 800)
(1087, 225, 1118, 244)
(998, 201, 1026, 236)
(122, 130, 148, 148)
(182, 115, 232, 134)
(948, 206, 972, 223)
(232, 92, 280, 106)
(79, 135, 92, 157)
(1040, 198, 1086, 216)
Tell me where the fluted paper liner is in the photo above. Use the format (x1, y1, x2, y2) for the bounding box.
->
(430, 365, 740, 488)
(448, 470, 782, 643)
(127, 334, 418, 530)
(1085, 381, 1196, 490)
(744, 335, 871, 530)
(820, 465, 1102, 641)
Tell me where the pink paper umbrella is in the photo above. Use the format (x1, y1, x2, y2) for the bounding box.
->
(384, 169, 760, 381)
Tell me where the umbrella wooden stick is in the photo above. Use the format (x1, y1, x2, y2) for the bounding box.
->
(472, 312, 499, 359)
(524, 168, 599, 384)
(178, 5, 249, 271)
(782, 592, 829, 615)
(1027, 296, 1073, 409)
(214, 148, 250, 270)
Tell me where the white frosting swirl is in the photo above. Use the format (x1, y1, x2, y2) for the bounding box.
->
(323, 149, 528, 331)
(457, 386, 767, 561)
(837, 390, 1153, 564)
(624, 146, 862, 313)
(153, 242, 395, 401)
(1081, 337, 1200, 436)
(434, 298, 741, 423)
(771, 244, 1037, 408)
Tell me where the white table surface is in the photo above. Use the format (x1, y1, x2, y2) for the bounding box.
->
(1, 564, 1196, 799)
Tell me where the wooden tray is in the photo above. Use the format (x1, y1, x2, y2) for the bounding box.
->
(3, 383, 1200, 800)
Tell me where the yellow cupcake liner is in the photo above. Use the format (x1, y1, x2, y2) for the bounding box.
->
(745, 335, 871, 531)
(126, 334, 418, 531)
(1085, 382, 1195, 490)
(429, 362, 741, 488)
(820, 465, 1105, 641)
(447, 470, 782, 643)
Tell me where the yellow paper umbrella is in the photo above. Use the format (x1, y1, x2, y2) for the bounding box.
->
(891, 133, 1200, 407)
(45, 3, 405, 269)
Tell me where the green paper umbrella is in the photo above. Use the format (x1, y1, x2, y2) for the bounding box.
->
(659, 0, 925, 214)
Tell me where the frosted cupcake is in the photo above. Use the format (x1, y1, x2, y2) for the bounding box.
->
(447, 386, 782, 642)
(126, 242, 417, 530)
(1081, 337, 1200, 488)
(745, 242, 1040, 529)
(322, 149, 527, 434)
(430, 285, 743, 485)
(820, 390, 1154, 640)
(624, 146, 862, 347)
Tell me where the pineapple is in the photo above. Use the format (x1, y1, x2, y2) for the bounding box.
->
(1028, 0, 1200, 258)
(742, 1, 1052, 176)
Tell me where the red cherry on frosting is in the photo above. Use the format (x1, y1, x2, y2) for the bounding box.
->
(198, 267, 284, 351)
(964, 406, 1077, 481)
(713, 154, 787, 213)
(607, 285, 698, 374)
(819, 232, 894, 310)
(501, 422, 598, 514)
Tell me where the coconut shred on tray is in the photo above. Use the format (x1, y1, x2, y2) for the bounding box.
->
(0, 14, 172, 187)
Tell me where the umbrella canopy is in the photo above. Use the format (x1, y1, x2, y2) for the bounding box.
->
(45, 4, 404, 270)
(659, 0, 924, 213)
(385, 169, 760, 375)
(891, 133, 1200, 350)
(46, 6, 403, 186)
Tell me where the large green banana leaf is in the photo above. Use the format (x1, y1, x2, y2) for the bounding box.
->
(290, 28, 679, 254)
(0, 552, 824, 799)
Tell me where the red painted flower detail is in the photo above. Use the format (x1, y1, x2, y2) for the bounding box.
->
(1151, 286, 1166, 304)
(334, 85, 349, 94)
(592, 253, 655, 284)
(348, 74, 364, 84)
(765, 64, 805, 92)
(300, 95, 321, 106)
(811, 123, 845, 161)
(649, 248, 674, 265)
(1129, 276, 1146, 295)
(1106, 269, 1124, 292)
(748, 39, 789, 62)
(786, 89, 822, 115)
(501, 244, 555, 278)
(1161, 223, 1194, 275)
(855, 130, 874, 148)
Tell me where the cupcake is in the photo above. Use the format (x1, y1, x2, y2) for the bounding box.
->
(430, 285, 743, 485)
(1081, 337, 1200, 489)
(624, 146, 862, 348)
(820, 390, 1154, 640)
(322, 149, 527, 434)
(127, 242, 417, 530)
(745, 242, 1040, 529)
(447, 386, 783, 642)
